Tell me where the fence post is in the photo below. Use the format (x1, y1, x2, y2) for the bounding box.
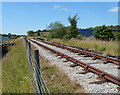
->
(34, 50, 40, 68)
(34, 50, 42, 94)
(28, 42, 31, 50)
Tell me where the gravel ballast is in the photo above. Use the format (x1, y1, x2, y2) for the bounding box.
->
(30, 39, 119, 93)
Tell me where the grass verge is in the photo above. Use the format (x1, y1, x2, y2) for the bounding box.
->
(2, 38, 34, 93)
(40, 55, 85, 93)
(49, 38, 119, 56)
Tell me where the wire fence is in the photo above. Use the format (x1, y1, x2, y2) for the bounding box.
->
(23, 37, 50, 95)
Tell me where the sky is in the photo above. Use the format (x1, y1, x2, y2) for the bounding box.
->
(2, 2, 120, 35)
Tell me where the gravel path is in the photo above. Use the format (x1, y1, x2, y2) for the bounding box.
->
(30, 39, 119, 93)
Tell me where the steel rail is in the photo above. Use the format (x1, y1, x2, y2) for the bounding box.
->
(33, 38, 120, 64)
(29, 39, 120, 86)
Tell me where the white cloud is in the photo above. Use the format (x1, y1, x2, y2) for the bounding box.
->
(53, 5, 69, 12)
(53, 5, 61, 8)
(108, 7, 120, 12)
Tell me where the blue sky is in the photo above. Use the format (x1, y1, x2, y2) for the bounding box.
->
(2, 2, 119, 35)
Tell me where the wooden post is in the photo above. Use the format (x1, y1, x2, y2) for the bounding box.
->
(34, 50, 40, 68)
(28, 42, 31, 50)
(34, 50, 41, 94)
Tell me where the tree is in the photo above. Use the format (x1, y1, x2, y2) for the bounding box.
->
(42, 30, 48, 32)
(113, 32, 120, 40)
(93, 25, 113, 41)
(36, 29, 41, 33)
(68, 14, 79, 28)
(8, 33, 11, 38)
(47, 21, 64, 30)
(67, 14, 80, 38)
(102, 28, 113, 41)
(47, 21, 67, 39)
(27, 30, 34, 36)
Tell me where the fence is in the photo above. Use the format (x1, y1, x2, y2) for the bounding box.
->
(23, 37, 50, 95)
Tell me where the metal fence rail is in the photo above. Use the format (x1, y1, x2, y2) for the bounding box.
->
(23, 37, 50, 95)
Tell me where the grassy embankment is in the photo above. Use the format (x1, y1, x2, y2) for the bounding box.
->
(49, 38, 119, 56)
(2, 38, 34, 93)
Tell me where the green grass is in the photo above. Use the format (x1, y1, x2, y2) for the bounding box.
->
(49, 38, 119, 56)
(2, 38, 34, 93)
(40, 56, 85, 93)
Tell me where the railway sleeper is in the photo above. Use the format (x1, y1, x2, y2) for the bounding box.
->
(77, 70, 89, 74)
(117, 65, 120, 69)
(83, 55, 92, 57)
(87, 62, 101, 65)
(70, 63, 79, 67)
(89, 78, 107, 84)
(78, 53, 84, 55)
(92, 56, 101, 60)
(103, 60, 113, 64)
(117, 87, 120, 91)
(63, 60, 69, 62)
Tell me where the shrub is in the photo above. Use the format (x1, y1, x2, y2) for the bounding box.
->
(113, 32, 120, 41)
(93, 25, 113, 41)
(76, 35, 82, 40)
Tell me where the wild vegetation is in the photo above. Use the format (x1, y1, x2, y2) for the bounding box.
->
(2, 38, 34, 93)
(49, 38, 119, 56)
(27, 29, 48, 37)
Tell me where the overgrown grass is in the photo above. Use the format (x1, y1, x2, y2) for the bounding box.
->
(40, 56, 85, 93)
(49, 38, 119, 56)
(2, 38, 34, 93)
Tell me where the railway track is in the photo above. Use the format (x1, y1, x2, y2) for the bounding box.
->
(34, 38, 120, 65)
(29, 38, 120, 87)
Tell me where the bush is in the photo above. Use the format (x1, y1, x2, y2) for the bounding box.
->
(46, 34, 54, 40)
(27, 30, 34, 36)
(41, 35, 47, 38)
(113, 32, 120, 41)
(93, 25, 113, 41)
(63, 34, 71, 39)
(76, 35, 82, 40)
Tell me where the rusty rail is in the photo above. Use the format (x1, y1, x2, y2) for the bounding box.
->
(29, 39, 120, 86)
(33, 38, 120, 64)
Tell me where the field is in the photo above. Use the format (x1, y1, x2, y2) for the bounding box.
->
(49, 38, 119, 56)
(2, 38, 34, 93)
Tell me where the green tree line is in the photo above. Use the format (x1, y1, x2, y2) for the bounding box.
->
(1, 33, 23, 39)
(27, 14, 120, 41)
